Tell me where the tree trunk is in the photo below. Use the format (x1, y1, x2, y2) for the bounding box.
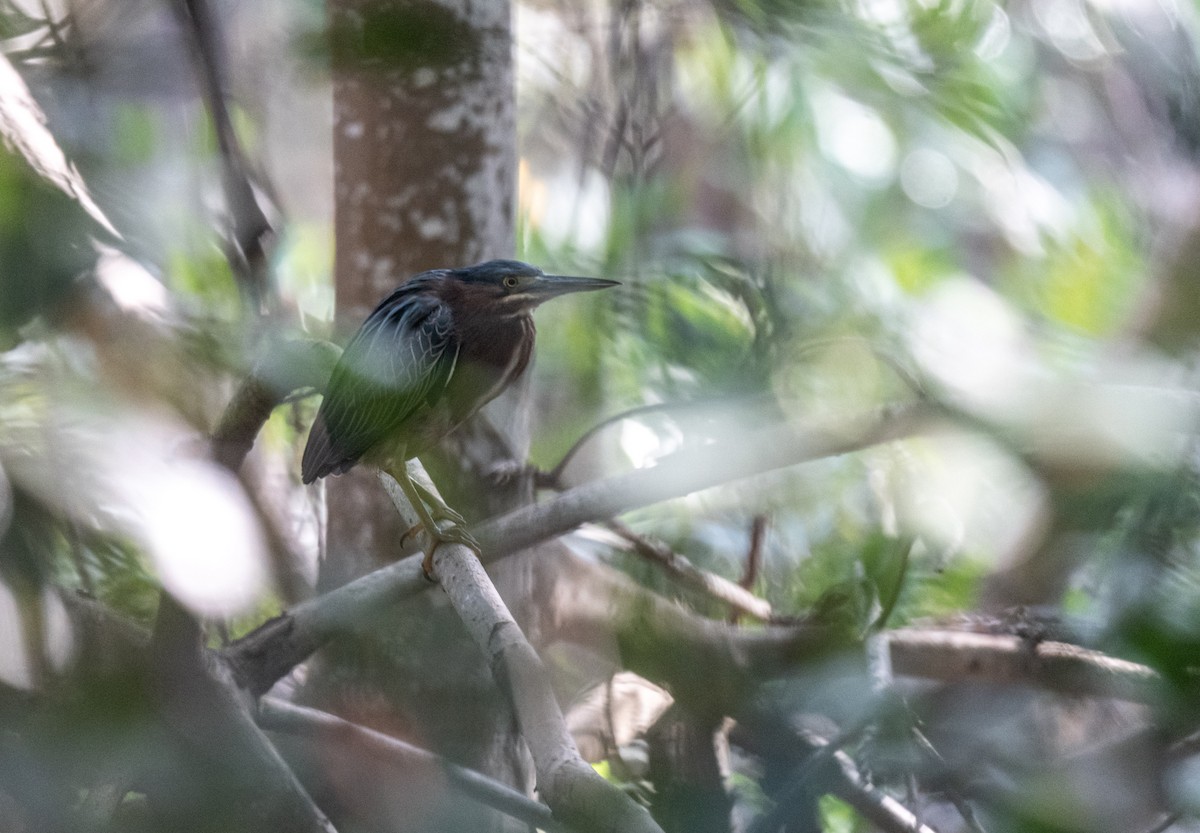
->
(306, 1, 526, 830)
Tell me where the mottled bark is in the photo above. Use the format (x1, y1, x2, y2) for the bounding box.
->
(325, 0, 517, 584)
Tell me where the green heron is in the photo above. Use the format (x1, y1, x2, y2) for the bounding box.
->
(301, 259, 617, 575)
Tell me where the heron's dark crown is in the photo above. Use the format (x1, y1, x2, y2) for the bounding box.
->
(451, 259, 544, 284)
(418, 259, 617, 317)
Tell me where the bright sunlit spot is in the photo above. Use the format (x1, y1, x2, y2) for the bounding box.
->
(129, 455, 270, 618)
(6, 407, 271, 619)
(911, 277, 1031, 414)
(94, 244, 170, 317)
(959, 139, 1075, 254)
(1033, 0, 1109, 61)
(620, 418, 668, 469)
(975, 5, 1012, 60)
(816, 91, 898, 182)
(900, 148, 959, 209)
(894, 432, 1043, 561)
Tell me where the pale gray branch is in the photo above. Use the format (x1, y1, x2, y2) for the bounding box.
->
(377, 472, 665, 833)
(887, 628, 1159, 701)
(226, 403, 932, 696)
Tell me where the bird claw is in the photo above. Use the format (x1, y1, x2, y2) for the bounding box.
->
(429, 504, 468, 528)
(418, 522, 482, 580)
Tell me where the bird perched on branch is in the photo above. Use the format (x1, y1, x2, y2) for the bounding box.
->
(301, 259, 618, 575)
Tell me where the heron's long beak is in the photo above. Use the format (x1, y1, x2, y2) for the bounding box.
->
(528, 274, 620, 303)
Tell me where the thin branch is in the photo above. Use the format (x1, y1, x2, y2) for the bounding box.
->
(173, 0, 275, 310)
(910, 730, 988, 833)
(61, 592, 338, 833)
(376, 473, 665, 833)
(480, 402, 933, 560)
(226, 402, 930, 696)
(741, 514, 767, 590)
(823, 743, 944, 833)
(541, 549, 841, 716)
(735, 719, 942, 833)
(886, 628, 1160, 702)
(606, 518, 774, 621)
(258, 698, 577, 833)
(729, 514, 767, 624)
(210, 338, 340, 471)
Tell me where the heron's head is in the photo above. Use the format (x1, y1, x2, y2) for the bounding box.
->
(449, 259, 618, 317)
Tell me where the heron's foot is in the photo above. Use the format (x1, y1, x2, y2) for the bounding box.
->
(418, 522, 482, 580)
(428, 502, 468, 528)
(400, 504, 467, 554)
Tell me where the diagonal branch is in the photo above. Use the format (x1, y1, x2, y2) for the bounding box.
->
(605, 518, 773, 621)
(258, 698, 576, 833)
(62, 592, 338, 833)
(376, 473, 665, 833)
(481, 402, 934, 558)
(226, 402, 934, 696)
(173, 0, 275, 309)
(134, 338, 340, 833)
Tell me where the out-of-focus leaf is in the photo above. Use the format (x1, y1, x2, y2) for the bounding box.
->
(642, 274, 758, 391)
(861, 533, 914, 632)
(0, 55, 115, 238)
(320, 1, 477, 73)
(0, 55, 120, 342)
(818, 795, 861, 833)
(1003, 196, 1143, 335)
(0, 392, 269, 618)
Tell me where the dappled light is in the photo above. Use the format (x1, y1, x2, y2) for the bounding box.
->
(2, 0, 1200, 830)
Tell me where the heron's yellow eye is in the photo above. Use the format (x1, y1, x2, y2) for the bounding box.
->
(503, 276, 519, 289)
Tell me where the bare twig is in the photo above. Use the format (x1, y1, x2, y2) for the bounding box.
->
(911, 730, 988, 833)
(730, 514, 767, 623)
(258, 698, 576, 833)
(606, 518, 774, 621)
(735, 720, 942, 833)
(173, 0, 275, 310)
(741, 515, 767, 590)
(823, 743, 944, 833)
(745, 727, 943, 833)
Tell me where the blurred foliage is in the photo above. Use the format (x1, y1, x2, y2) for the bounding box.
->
(0, 145, 98, 344)
(0, 0, 1199, 829)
